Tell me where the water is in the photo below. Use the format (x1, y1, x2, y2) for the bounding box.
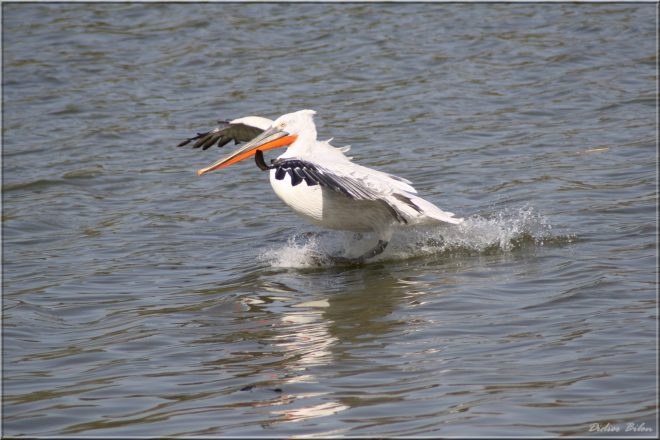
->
(2, 2, 657, 437)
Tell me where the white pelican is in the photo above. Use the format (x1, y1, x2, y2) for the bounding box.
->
(179, 109, 463, 263)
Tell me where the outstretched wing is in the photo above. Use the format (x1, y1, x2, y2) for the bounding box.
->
(272, 158, 389, 200)
(272, 157, 417, 224)
(272, 157, 463, 225)
(177, 121, 265, 150)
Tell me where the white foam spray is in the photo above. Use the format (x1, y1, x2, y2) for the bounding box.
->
(260, 205, 571, 269)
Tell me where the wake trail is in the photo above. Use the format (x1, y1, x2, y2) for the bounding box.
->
(260, 205, 576, 268)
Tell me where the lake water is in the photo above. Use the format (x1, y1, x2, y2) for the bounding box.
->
(2, 2, 657, 437)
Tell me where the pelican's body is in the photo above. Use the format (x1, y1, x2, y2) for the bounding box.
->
(268, 139, 459, 233)
(180, 109, 463, 263)
(270, 166, 395, 234)
(270, 174, 389, 232)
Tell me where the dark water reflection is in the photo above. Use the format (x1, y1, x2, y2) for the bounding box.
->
(3, 2, 657, 437)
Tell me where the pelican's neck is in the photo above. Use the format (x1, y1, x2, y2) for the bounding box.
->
(281, 124, 317, 158)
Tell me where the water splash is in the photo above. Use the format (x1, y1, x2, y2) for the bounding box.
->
(260, 206, 574, 268)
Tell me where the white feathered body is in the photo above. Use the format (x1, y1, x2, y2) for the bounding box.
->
(269, 138, 462, 233)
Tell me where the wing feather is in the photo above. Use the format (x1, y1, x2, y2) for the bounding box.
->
(273, 158, 397, 200)
(272, 157, 463, 225)
(177, 121, 265, 150)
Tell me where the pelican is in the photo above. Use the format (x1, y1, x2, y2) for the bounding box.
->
(179, 109, 463, 263)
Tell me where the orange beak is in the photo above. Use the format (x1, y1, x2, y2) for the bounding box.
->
(197, 127, 297, 176)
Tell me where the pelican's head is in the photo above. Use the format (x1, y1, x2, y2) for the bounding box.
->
(270, 109, 317, 137)
(197, 109, 317, 176)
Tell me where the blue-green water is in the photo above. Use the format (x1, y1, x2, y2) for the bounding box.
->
(2, 2, 657, 437)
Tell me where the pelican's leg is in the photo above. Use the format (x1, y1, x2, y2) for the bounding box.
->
(354, 226, 393, 263)
(326, 239, 389, 265)
(308, 228, 393, 266)
(358, 239, 389, 260)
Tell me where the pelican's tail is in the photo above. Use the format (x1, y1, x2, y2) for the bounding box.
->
(388, 193, 463, 225)
(412, 194, 463, 224)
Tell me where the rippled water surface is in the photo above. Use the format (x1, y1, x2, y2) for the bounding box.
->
(2, 2, 657, 437)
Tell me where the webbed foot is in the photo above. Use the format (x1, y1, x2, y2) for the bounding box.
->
(313, 240, 389, 266)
